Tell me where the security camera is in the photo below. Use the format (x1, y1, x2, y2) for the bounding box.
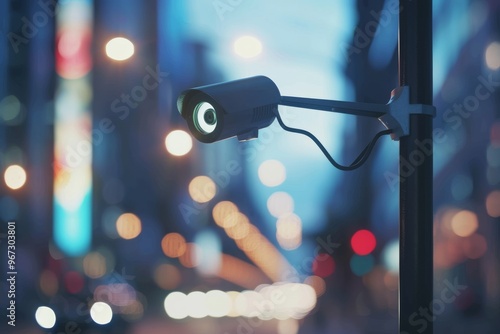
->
(177, 76, 281, 143)
(176, 75, 435, 170)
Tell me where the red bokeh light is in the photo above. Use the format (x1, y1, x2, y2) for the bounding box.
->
(312, 254, 335, 278)
(351, 229, 377, 255)
(55, 28, 92, 79)
(64, 271, 84, 294)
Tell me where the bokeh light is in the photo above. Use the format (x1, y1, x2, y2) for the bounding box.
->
(234, 290, 262, 318)
(121, 300, 144, 321)
(350, 254, 375, 276)
(179, 243, 200, 268)
(486, 190, 500, 217)
(224, 213, 251, 240)
(161, 233, 187, 258)
(186, 291, 209, 318)
(233, 35, 263, 58)
(451, 174, 473, 201)
(462, 233, 488, 259)
(64, 271, 84, 294)
(437, 206, 462, 237)
(278, 319, 300, 334)
(0, 95, 20, 121)
(212, 201, 239, 227)
(382, 239, 399, 273)
(90, 302, 113, 325)
(105, 37, 135, 61)
(451, 210, 478, 237)
(224, 211, 248, 229)
(94, 283, 136, 307)
(0, 95, 24, 125)
(304, 275, 326, 297)
(58, 30, 82, 58)
(276, 213, 302, 250)
(312, 254, 335, 278)
(188, 175, 217, 203)
(83, 251, 107, 279)
(164, 284, 316, 320)
(56, 27, 92, 79)
(4, 164, 27, 190)
(35, 306, 56, 329)
(384, 271, 399, 291)
(154, 263, 182, 290)
(116, 213, 142, 239)
(164, 292, 189, 319)
(101, 206, 121, 239)
(165, 130, 193, 157)
(39, 270, 59, 297)
(351, 229, 377, 255)
(485, 41, 500, 70)
(258, 159, 286, 187)
(226, 291, 240, 317)
(434, 240, 463, 269)
(206, 290, 231, 318)
(48, 242, 64, 260)
(235, 228, 264, 253)
(267, 192, 294, 218)
(193, 230, 222, 276)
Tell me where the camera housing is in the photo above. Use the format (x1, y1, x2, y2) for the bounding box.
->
(177, 76, 281, 143)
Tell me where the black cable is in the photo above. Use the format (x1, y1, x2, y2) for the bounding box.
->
(273, 109, 393, 171)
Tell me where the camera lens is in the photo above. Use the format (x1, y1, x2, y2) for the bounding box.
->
(204, 109, 216, 125)
(194, 102, 217, 134)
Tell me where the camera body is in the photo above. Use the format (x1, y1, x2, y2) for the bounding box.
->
(177, 76, 281, 143)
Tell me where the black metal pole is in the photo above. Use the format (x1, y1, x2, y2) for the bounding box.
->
(398, 0, 433, 333)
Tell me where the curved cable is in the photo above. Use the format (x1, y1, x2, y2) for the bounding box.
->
(273, 109, 393, 171)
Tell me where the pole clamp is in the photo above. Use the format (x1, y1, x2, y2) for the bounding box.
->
(378, 86, 436, 140)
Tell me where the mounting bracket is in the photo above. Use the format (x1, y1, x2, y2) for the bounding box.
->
(279, 85, 436, 140)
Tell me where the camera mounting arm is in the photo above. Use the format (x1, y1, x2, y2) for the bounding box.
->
(280, 86, 436, 140)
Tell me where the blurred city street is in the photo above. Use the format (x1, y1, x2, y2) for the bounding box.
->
(0, 0, 499, 333)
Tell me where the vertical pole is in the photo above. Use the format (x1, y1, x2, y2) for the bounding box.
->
(398, 0, 434, 333)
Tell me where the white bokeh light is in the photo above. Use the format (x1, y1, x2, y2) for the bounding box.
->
(267, 192, 294, 218)
(164, 292, 189, 319)
(90, 302, 113, 325)
(186, 291, 209, 318)
(105, 37, 135, 61)
(258, 159, 286, 187)
(165, 130, 193, 156)
(162, 284, 316, 320)
(234, 36, 263, 58)
(276, 213, 302, 250)
(485, 41, 500, 70)
(206, 290, 231, 318)
(35, 306, 56, 329)
(382, 239, 399, 273)
(4, 164, 27, 190)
